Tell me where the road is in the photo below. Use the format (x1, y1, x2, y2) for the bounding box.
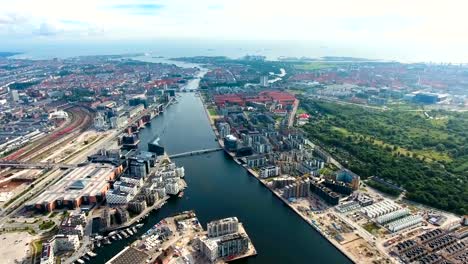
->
(288, 99, 299, 128)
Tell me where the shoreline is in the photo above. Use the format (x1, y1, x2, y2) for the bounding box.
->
(199, 93, 358, 263)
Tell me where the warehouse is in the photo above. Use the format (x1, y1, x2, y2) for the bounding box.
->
(30, 164, 120, 211)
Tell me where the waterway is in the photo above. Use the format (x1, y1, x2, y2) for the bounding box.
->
(90, 90, 352, 264)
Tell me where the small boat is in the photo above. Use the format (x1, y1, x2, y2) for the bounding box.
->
(87, 251, 97, 258)
(111, 235, 117, 240)
(121, 231, 129, 238)
(77, 259, 85, 264)
(108, 231, 117, 236)
(132, 227, 137, 233)
(117, 234, 123, 240)
(104, 238, 111, 245)
(95, 235, 103, 240)
(96, 241, 101, 248)
(136, 223, 144, 228)
(178, 191, 184, 198)
(83, 255, 90, 261)
(126, 228, 134, 236)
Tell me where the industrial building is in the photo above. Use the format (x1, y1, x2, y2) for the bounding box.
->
(30, 164, 120, 211)
(361, 200, 400, 219)
(376, 209, 410, 225)
(387, 215, 423, 233)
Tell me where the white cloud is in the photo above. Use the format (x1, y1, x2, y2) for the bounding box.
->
(0, 0, 468, 61)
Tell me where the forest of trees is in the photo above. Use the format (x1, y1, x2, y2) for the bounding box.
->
(300, 97, 468, 215)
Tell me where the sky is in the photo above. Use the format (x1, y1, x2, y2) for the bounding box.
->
(1, 0, 468, 62)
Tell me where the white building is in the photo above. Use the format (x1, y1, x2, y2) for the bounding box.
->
(120, 176, 144, 187)
(260, 76, 269, 87)
(376, 209, 410, 225)
(53, 234, 80, 252)
(106, 190, 132, 205)
(114, 181, 138, 195)
(175, 167, 185, 178)
(40, 243, 54, 264)
(207, 217, 239, 238)
(110, 115, 128, 129)
(387, 215, 423, 233)
(361, 200, 400, 219)
(259, 166, 280, 179)
(165, 182, 180, 195)
(199, 237, 218, 262)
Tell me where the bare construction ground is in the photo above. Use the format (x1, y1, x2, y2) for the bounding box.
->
(0, 231, 35, 264)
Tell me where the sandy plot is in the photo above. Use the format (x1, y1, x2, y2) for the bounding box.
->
(0, 231, 35, 264)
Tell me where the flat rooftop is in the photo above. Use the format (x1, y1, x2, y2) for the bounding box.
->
(106, 247, 149, 264)
(31, 163, 116, 204)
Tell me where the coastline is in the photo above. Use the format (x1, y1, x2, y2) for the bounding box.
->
(199, 93, 358, 263)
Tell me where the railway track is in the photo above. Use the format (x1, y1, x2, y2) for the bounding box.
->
(3, 106, 94, 162)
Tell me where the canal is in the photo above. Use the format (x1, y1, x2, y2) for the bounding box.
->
(90, 92, 352, 264)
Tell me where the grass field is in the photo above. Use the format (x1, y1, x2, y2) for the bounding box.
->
(207, 107, 217, 116)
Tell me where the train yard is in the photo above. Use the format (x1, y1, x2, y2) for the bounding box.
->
(3, 106, 94, 163)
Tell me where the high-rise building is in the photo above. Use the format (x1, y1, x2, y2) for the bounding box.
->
(10, 89, 19, 102)
(207, 217, 239, 238)
(218, 122, 231, 138)
(260, 76, 269, 87)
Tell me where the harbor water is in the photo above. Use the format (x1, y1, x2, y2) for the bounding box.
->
(90, 92, 351, 264)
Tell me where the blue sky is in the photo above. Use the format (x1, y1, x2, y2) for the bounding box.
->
(1, 0, 468, 62)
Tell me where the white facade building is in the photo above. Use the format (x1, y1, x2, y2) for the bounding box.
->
(207, 217, 239, 238)
(53, 234, 80, 252)
(361, 200, 400, 219)
(106, 190, 132, 205)
(387, 215, 423, 233)
(259, 166, 280, 179)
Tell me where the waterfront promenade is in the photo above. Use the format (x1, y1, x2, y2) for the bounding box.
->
(199, 94, 361, 263)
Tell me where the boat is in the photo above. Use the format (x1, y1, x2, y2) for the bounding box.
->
(111, 235, 117, 240)
(83, 255, 90, 261)
(87, 251, 97, 258)
(178, 191, 184, 198)
(126, 228, 134, 236)
(117, 234, 123, 240)
(121, 231, 129, 238)
(96, 241, 101, 248)
(132, 226, 137, 233)
(104, 237, 111, 245)
(136, 223, 144, 228)
(77, 259, 85, 264)
(95, 235, 103, 240)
